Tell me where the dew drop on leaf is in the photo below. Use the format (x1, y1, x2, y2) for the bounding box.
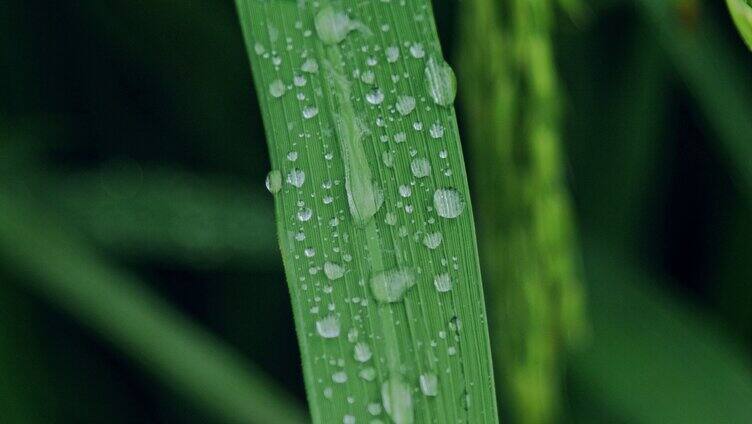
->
(419, 373, 438, 396)
(433, 188, 465, 218)
(433, 273, 453, 292)
(370, 268, 416, 303)
(425, 55, 457, 106)
(265, 170, 282, 194)
(287, 168, 306, 188)
(316, 314, 341, 338)
(324, 261, 345, 280)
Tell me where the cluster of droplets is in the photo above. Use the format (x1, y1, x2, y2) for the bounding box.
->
(256, 4, 479, 423)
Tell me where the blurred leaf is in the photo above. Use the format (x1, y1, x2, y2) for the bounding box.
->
(571, 241, 752, 423)
(0, 187, 307, 424)
(638, 0, 752, 201)
(726, 0, 752, 50)
(50, 165, 278, 268)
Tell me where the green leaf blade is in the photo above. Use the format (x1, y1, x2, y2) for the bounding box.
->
(235, 1, 499, 423)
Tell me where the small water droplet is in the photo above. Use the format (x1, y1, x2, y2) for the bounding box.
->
(370, 269, 416, 303)
(425, 55, 457, 106)
(343, 415, 356, 424)
(382, 151, 394, 167)
(293, 74, 307, 87)
(434, 273, 453, 292)
(297, 207, 313, 222)
(386, 46, 400, 63)
(301, 57, 319, 73)
(303, 105, 319, 119)
(254, 42, 265, 55)
(324, 387, 334, 398)
(304, 247, 316, 258)
(433, 188, 465, 218)
(287, 168, 306, 188)
(398, 185, 412, 198)
(265, 170, 282, 194)
(423, 232, 443, 249)
(385, 212, 397, 226)
(269, 79, 285, 98)
(361, 70, 376, 84)
(419, 373, 438, 396)
(287, 151, 299, 161)
(429, 123, 445, 139)
(439, 150, 448, 159)
(359, 367, 377, 381)
(354, 342, 373, 362)
(395, 95, 416, 116)
(409, 43, 425, 58)
(324, 261, 345, 280)
(410, 158, 431, 178)
(368, 402, 383, 416)
(394, 132, 407, 143)
(366, 88, 385, 105)
(316, 315, 341, 338)
(332, 371, 348, 383)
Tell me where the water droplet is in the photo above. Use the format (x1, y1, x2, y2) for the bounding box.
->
(343, 415, 356, 424)
(332, 371, 348, 383)
(361, 70, 376, 84)
(385, 212, 397, 226)
(434, 273, 453, 292)
(254, 42, 265, 55)
(381, 378, 414, 424)
(287, 151, 299, 161)
(316, 315, 341, 338)
(382, 151, 394, 167)
(314, 6, 371, 45)
(304, 247, 316, 258)
(433, 188, 465, 218)
(359, 367, 377, 381)
(412, 121, 423, 131)
(269, 79, 285, 98)
(366, 88, 385, 105)
(294, 231, 306, 241)
(386, 46, 400, 63)
(301, 57, 319, 74)
(366, 56, 378, 66)
(425, 55, 457, 106)
(422, 232, 443, 249)
(324, 387, 334, 398)
(324, 261, 345, 280)
(297, 207, 313, 222)
(439, 150, 448, 159)
(410, 158, 431, 178)
(394, 132, 407, 143)
(303, 105, 319, 119)
(398, 185, 412, 198)
(409, 43, 425, 58)
(419, 373, 438, 396)
(429, 123, 445, 138)
(395, 95, 416, 116)
(265, 170, 282, 194)
(370, 269, 416, 303)
(368, 402, 382, 416)
(287, 168, 306, 188)
(293, 74, 307, 87)
(354, 342, 373, 362)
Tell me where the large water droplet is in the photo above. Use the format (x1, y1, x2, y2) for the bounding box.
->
(324, 261, 345, 280)
(287, 168, 306, 188)
(381, 378, 414, 424)
(433, 188, 465, 218)
(314, 6, 370, 45)
(316, 315, 341, 338)
(386, 46, 400, 63)
(297, 207, 313, 222)
(425, 55, 457, 106)
(370, 269, 416, 303)
(433, 273, 453, 292)
(419, 373, 438, 396)
(409, 43, 425, 58)
(265, 170, 282, 194)
(269, 79, 285, 98)
(410, 158, 431, 178)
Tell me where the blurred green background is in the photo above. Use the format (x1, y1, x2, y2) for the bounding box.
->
(1, 0, 751, 423)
